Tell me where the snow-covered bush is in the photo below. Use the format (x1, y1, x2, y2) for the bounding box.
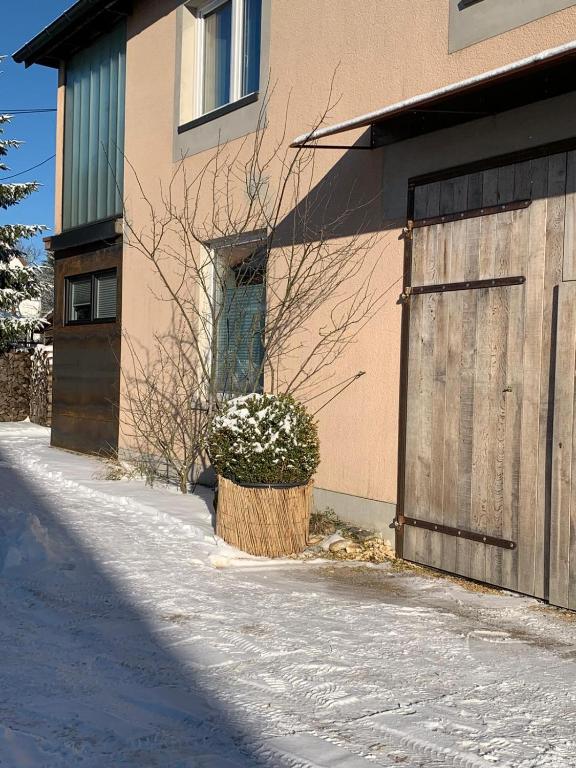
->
(207, 393, 320, 485)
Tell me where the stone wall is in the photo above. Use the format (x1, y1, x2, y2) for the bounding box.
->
(30, 345, 53, 427)
(0, 350, 32, 422)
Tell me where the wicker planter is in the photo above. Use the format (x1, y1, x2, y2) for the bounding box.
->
(216, 475, 313, 557)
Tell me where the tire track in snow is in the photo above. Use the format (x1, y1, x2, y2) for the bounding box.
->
(2, 429, 576, 767)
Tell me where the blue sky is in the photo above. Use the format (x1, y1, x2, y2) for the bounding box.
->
(1, 1, 73, 254)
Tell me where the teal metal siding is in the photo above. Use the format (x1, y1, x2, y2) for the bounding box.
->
(63, 23, 126, 230)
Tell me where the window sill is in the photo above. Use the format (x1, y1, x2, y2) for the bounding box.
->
(64, 318, 117, 327)
(178, 91, 259, 135)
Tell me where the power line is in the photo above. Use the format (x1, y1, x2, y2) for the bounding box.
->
(0, 109, 56, 114)
(1, 154, 56, 180)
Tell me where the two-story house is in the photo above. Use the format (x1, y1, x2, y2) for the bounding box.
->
(14, 0, 576, 608)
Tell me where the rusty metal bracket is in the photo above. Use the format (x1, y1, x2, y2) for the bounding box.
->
(399, 222, 414, 241)
(413, 199, 531, 229)
(399, 286, 413, 304)
(397, 515, 516, 550)
(406, 275, 525, 297)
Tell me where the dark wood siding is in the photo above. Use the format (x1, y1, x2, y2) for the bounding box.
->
(51, 243, 122, 456)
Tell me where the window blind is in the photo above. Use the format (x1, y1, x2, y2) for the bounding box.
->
(95, 272, 117, 319)
(69, 277, 92, 322)
(216, 282, 265, 394)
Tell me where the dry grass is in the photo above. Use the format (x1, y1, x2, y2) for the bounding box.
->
(305, 508, 505, 596)
(529, 604, 576, 622)
(93, 458, 139, 482)
(308, 507, 340, 537)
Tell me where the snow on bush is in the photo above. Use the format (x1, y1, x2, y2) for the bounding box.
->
(207, 393, 320, 485)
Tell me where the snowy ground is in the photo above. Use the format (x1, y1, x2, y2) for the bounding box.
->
(1, 423, 575, 767)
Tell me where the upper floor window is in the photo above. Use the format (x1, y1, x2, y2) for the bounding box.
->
(196, 0, 261, 117)
(450, 0, 576, 52)
(63, 23, 126, 230)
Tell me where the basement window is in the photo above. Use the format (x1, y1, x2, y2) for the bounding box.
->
(66, 270, 118, 324)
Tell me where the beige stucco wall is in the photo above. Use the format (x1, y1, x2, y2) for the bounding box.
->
(53, 67, 66, 235)
(111, 0, 576, 516)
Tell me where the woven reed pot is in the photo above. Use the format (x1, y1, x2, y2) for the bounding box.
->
(216, 475, 313, 557)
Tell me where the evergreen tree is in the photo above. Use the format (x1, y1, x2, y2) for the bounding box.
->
(36, 251, 55, 315)
(0, 112, 45, 350)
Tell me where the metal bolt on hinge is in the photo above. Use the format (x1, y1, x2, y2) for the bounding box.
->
(399, 286, 412, 304)
(400, 223, 414, 241)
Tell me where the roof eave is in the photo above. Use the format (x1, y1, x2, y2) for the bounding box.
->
(12, 0, 131, 69)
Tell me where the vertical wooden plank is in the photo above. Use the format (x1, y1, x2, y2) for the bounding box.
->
(514, 159, 533, 201)
(427, 218, 450, 569)
(439, 178, 456, 217)
(402, 224, 427, 563)
(412, 234, 438, 567)
(455, 296, 478, 578)
(460, 169, 498, 582)
(455, 212, 481, 578)
(439, 179, 468, 573)
(469, 218, 498, 583)
(414, 183, 433, 221)
(402, 312, 423, 561)
(470, 285, 490, 587)
(482, 167, 499, 208)
(497, 164, 515, 204)
(500, 183, 531, 590)
(483, 250, 509, 585)
(550, 283, 576, 609)
(563, 151, 576, 281)
(517, 155, 549, 597)
(440, 286, 462, 575)
(411, 187, 443, 564)
(569, 375, 576, 610)
(427, 287, 448, 571)
(484, 289, 508, 587)
(483, 165, 516, 586)
(403, 301, 424, 562)
(499, 159, 535, 589)
(452, 175, 468, 216)
(533, 153, 566, 598)
(467, 172, 483, 211)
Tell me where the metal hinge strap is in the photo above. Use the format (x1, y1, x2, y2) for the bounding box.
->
(412, 199, 531, 229)
(397, 515, 516, 550)
(406, 275, 525, 297)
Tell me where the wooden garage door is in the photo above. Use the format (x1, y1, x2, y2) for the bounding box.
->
(402, 155, 567, 598)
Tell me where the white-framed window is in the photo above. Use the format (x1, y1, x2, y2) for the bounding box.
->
(195, 0, 262, 117)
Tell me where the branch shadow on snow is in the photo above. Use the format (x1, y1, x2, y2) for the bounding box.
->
(0, 440, 275, 767)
